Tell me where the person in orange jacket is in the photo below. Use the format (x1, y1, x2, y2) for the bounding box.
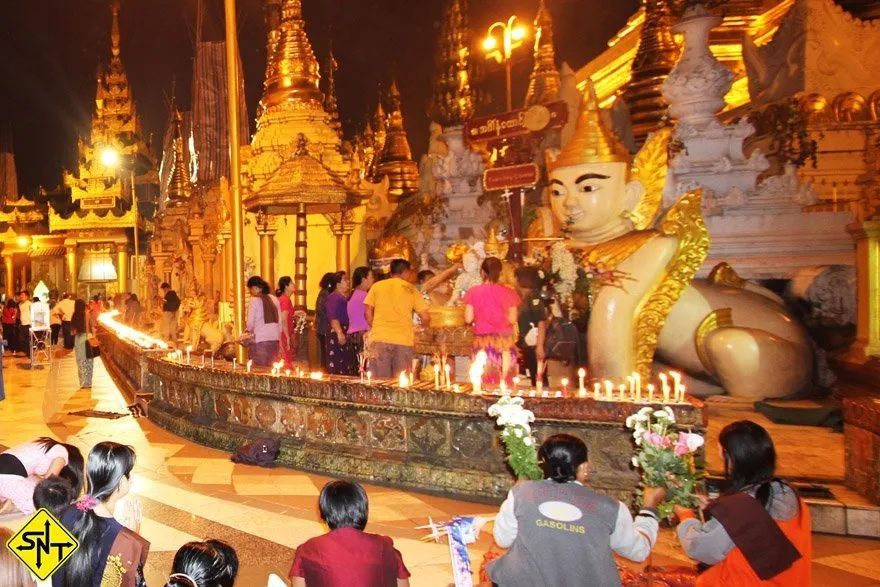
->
(673, 421, 811, 586)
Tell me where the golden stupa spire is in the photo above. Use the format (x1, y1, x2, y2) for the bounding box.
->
(619, 0, 680, 146)
(430, 0, 485, 127)
(524, 0, 560, 107)
(166, 109, 191, 206)
(261, 0, 323, 110)
(376, 80, 419, 198)
(547, 81, 631, 171)
(324, 46, 342, 137)
(110, 0, 121, 57)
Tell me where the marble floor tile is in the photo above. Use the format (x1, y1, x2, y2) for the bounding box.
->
(2, 353, 878, 587)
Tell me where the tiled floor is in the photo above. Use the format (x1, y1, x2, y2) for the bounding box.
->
(1, 352, 878, 586)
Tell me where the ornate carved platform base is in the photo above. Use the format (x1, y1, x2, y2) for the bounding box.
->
(99, 325, 707, 504)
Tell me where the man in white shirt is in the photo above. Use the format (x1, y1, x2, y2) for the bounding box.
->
(57, 293, 76, 349)
(17, 291, 31, 358)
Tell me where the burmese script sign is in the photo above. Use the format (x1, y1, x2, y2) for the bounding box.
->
(465, 101, 569, 143)
(483, 163, 540, 191)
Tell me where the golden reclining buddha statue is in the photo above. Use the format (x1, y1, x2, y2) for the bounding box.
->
(536, 83, 813, 399)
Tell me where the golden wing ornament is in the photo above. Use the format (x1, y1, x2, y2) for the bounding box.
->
(629, 127, 672, 230)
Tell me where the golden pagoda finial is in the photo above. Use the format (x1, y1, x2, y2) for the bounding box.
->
(261, 0, 323, 110)
(167, 109, 191, 206)
(619, 0, 680, 146)
(376, 80, 419, 198)
(324, 46, 342, 137)
(524, 0, 560, 107)
(547, 81, 631, 171)
(430, 0, 486, 127)
(110, 0, 121, 57)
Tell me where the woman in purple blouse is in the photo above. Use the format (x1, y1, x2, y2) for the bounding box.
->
(346, 266, 374, 371)
(325, 272, 358, 375)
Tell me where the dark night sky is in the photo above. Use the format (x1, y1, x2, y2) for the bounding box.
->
(0, 0, 638, 194)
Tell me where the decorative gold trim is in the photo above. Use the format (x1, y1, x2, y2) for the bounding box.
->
(695, 308, 733, 374)
(632, 190, 710, 379)
(629, 127, 672, 231)
(708, 261, 747, 289)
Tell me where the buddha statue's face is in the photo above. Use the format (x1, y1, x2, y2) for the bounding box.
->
(548, 161, 641, 240)
(463, 252, 481, 274)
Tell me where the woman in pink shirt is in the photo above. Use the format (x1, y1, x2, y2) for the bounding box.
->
(346, 266, 375, 369)
(0, 437, 83, 515)
(463, 257, 520, 385)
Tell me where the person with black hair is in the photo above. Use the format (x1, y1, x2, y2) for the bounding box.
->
(57, 293, 76, 349)
(1, 298, 17, 356)
(487, 434, 666, 586)
(245, 276, 282, 367)
(289, 480, 410, 586)
(347, 266, 374, 361)
(314, 272, 339, 369)
(53, 442, 148, 587)
(673, 421, 811, 585)
(160, 282, 181, 344)
(325, 272, 357, 375)
(277, 276, 296, 369)
(33, 476, 78, 518)
(364, 259, 430, 378)
(514, 266, 549, 386)
(0, 437, 84, 515)
(463, 257, 521, 384)
(17, 290, 31, 358)
(165, 539, 239, 587)
(71, 298, 94, 388)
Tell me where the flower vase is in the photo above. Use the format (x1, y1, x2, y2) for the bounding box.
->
(661, 4, 733, 129)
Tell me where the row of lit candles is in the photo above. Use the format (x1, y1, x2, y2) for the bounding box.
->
(99, 310, 169, 350)
(164, 348, 686, 404)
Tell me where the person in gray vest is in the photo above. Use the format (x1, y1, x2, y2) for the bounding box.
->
(487, 434, 666, 587)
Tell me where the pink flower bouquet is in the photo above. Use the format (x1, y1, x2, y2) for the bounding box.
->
(625, 406, 705, 518)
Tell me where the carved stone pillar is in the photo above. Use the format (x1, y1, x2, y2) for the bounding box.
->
(116, 244, 129, 294)
(847, 220, 880, 359)
(294, 204, 308, 310)
(202, 252, 216, 300)
(20, 264, 26, 292)
(256, 214, 277, 287)
(66, 245, 78, 296)
(3, 254, 13, 299)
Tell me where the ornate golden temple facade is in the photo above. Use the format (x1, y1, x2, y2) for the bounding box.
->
(241, 0, 369, 309)
(1, 0, 156, 301)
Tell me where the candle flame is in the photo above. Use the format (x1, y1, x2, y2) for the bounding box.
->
(399, 371, 409, 388)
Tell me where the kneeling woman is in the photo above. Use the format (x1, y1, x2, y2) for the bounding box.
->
(674, 421, 811, 586)
(53, 442, 148, 587)
(488, 434, 666, 586)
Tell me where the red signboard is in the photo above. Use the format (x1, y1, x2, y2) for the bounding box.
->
(464, 101, 569, 143)
(482, 163, 540, 192)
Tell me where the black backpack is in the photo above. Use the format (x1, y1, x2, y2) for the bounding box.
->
(231, 438, 281, 467)
(544, 317, 579, 364)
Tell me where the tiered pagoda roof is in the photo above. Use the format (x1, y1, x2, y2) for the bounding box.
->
(375, 81, 419, 199)
(524, 0, 561, 107)
(244, 0, 356, 213)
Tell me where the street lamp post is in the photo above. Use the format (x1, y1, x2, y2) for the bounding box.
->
(483, 16, 528, 112)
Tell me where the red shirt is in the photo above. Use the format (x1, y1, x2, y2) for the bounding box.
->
(289, 527, 410, 586)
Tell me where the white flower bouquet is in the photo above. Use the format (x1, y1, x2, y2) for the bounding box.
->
(626, 406, 705, 518)
(488, 395, 542, 481)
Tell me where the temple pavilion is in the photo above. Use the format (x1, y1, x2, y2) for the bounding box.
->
(0, 0, 157, 301)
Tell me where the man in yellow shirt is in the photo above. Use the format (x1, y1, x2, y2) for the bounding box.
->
(364, 259, 431, 378)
